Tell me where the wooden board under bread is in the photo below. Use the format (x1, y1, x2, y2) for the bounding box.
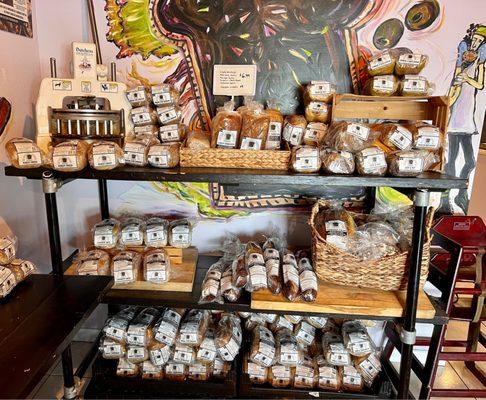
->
(251, 281, 436, 319)
(92, 246, 194, 264)
(65, 247, 198, 293)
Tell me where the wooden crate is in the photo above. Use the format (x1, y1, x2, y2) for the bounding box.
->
(332, 94, 450, 170)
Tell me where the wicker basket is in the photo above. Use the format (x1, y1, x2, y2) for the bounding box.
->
(310, 201, 432, 291)
(180, 146, 291, 170)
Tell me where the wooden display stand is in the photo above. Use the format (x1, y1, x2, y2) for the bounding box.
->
(100, 245, 194, 265)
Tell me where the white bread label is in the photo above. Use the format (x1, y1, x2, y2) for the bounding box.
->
(373, 75, 395, 91)
(127, 346, 146, 361)
(285, 125, 304, 146)
(309, 81, 331, 95)
(152, 91, 172, 106)
(217, 130, 238, 148)
(398, 155, 424, 173)
(146, 225, 167, 245)
(399, 53, 422, 67)
(53, 143, 78, 169)
(174, 344, 193, 364)
(343, 366, 362, 386)
(249, 264, 267, 287)
(148, 147, 169, 168)
(347, 123, 369, 141)
(241, 138, 262, 150)
(218, 336, 239, 361)
(121, 225, 142, 245)
(131, 107, 153, 125)
(113, 260, 135, 284)
(248, 361, 266, 378)
(157, 107, 178, 124)
(166, 362, 185, 375)
(272, 365, 291, 379)
(369, 52, 392, 70)
(325, 220, 347, 250)
(0, 267, 16, 297)
(171, 225, 190, 246)
(154, 321, 177, 345)
(159, 124, 180, 143)
(295, 321, 315, 346)
(300, 270, 318, 292)
(124, 142, 146, 165)
(126, 87, 148, 104)
(92, 143, 116, 167)
(295, 147, 319, 171)
(266, 122, 282, 149)
(403, 76, 427, 93)
(319, 366, 338, 386)
(361, 148, 387, 173)
(14, 142, 41, 166)
(390, 126, 412, 150)
(416, 126, 440, 149)
(283, 264, 299, 286)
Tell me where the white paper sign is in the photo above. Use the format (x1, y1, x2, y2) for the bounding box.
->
(213, 64, 257, 96)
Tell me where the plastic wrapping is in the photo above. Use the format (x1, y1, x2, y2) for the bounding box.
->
(111, 250, 142, 285)
(6, 138, 46, 169)
(127, 345, 149, 364)
(291, 146, 320, 173)
(131, 106, 157, 126)
(305, 316, 327, 329)
(100, 337, 126, 359)
(283, 115, 307, 147)
(323, 333, 351, 367)
(294, 356, 316, 389)
(126, 86, 151, 107)
(298, 258, 318, 302)
(355, 147, 388, 176)
(366, 51, 396, 76)
(197, 328, 218, 364)
(246, 245, 267, 292)
(269, 364, 294, 388)
(326, 121, 378, 152)
(120, 218, 144, 246)
(88, 141, 124, 170)
(169, 219, 192, 248)
(93, 218, 120, 249)
(321, 149, 355, 175)
(365, 75, 399, 96)
(303, 122, 328, 147)
(148, 341, 172, 367)
(400, 75, 434, 96)
(350, 222, 400, 260)
(147, 143, 180, 168)
(265, 258, 281, 295)
(173, 343, 196, 365)
(186, 130, 211, 150)
(144, 217, 169, 248)
(269, 315, 294, 333)
(259, 313, 277, 324)
(127, 307, 158, 347)
(395, 53, 428, 76)
(103, 314, 131, 344)
(356, 352, 382, 387)
(215, 314, 242, 362)
(294, 320, 316, 347)
(249, 325, 276, 368)
(123, 137, 154, 167)
(143, 249, 170, 284)
(316, 357, 341, 391)
(7, 259, 36, 282)
(213, 357, 231, 379)
(342, 365, 363, 392)
(284, 314, 302, 325)
(282, 263, 300, 302)
(51, 140, 89, 172)
(211, 101, 242, 149)
(0, 266, 16, 298)
(244, 357, 268, 385)
(342, 320, 374, 357)
(0, 235, 17, 265)
(304, 81, 336, 103)
(245, 242, 265, 268)
(221, 264, 241, 302)
(151, 84, 180, 107)
(158, 123, 185, 144)
(74, 249, 110, 276)
(134, 124, 159, 137)
(387, 150, 438, 177)
(305, 101, 331, 124)
(141, 360, 164, 380)
(245, 313, 266, 331)
(313, 204, 356, 251)
(188, 361, 212, 381)
(239, 102, 270, 150)
(199, 260, 225, 304)
(276, 329, 303, 367)
(178, 309, 209, 347)
(264, 100, 284, 150)
(232, 254, 248, 289)
(156, 105, 182, 126)
(116, 358, 139, 377)
(409, 123, 442, 150)
(164, 361, 187, 381)
(153, 308, 184, 346)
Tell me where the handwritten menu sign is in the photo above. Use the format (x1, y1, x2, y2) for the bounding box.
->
(213, 64, 257, 96)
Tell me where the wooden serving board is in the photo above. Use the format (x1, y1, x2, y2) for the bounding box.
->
(91, 246, 193, 264)
(251, 281, 436, 319)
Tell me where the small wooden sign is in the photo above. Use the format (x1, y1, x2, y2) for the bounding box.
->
(213, 64, 257, 96)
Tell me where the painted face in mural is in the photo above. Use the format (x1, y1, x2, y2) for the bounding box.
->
(471, 33, 485, 52)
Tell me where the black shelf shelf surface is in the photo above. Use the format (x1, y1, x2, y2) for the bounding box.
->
(5, 166, 467, 190)
(100, 255, 447, 325)
(0, 274, 113, 399)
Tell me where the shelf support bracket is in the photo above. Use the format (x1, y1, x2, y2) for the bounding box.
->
(42, 171, 63, 193)
(399, 326, 417, 345)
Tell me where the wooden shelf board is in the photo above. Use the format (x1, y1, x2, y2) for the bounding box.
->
(251, 281, 436, 319)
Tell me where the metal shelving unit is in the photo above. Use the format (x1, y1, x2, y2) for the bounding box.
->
(4, 165, 468, 399)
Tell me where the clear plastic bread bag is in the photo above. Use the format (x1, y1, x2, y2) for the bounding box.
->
(141, 360, 164, 380)
(283, 115, 307, 147)
(173, 343, 196, 365)
(245, 242, 265, 268)
(211, 100, 242, 149)
(245, 313, 266, 331)
(0, 266, 16, 298)
(303, 122, 328, 147)
(355, 147, 388, 176)
(126, 86, 152, 107)
(395, 52, 428, 76)
(305, 316, 327, 329)
(246, 252, 267, 293)
(127, 307, 159, 347)
(148, 341, 172, 367)
(264, 99, 284, 150)
(269, 364, 294, 388)
(111, 250, 142, 285)
(197, 328, 218, 364)
(93, 218, 120, 249)
(355, 222, 400, 260)
(409, 122, 442, 150)
(151, 84, 180, 107)
(365, 75, 399, 96)
(116, 357, 140, 377)
(213, 357, 232, 379)
(400, 75, 434, 97)
(74, 249, 110, 276)
(188, 361, 212, 381)
(100, 336, 126, 359)
(269, 315, 294, 333)
(215, 313, 242, 362)
(321, 148, 355, 174)
(291, 146, 321, 173)
(186, 130, 211, 150)
(316, 356, 341, 391)
(297, 257, 318, 302)
(169, 219, 192, 248)
(144, 217, 169, 248)
(158, 123, 186, 144)
(232, 253, 248, 289)
(156, 104, 182, 125)
(304, 81, 336, 103)
(147, 143, 180, 168)
(376, 123, 413, 151)
(123, 135, 157, 167)
(294, 320, 316, 347)
(282, 263, 300, 302)
(323, 332, 351, 367)
(199, 259, 225, 304)
(143, 249, 170, 284)
(313, 203, 356, 251)
(284, 314, 303, 325)
(102, 311, 133, 344)
(164, 361, 187, 381)
(177, 309, 210, 347)
(221, 264, 241, 302)
(120, 217, 145, 246)
(239, 101, 270, 150)
(305, 101, 331, 124)
(6, 138, 47, 169)
(342, 320, 374, 357)
(6, 259, 36, 282)
(134, 124, 159, 138)
(366, 50, 396, 76)
(244, 356, 269, 385)
(356, 352, 382, 387)
(326, 121, 378, 152)
(259, 313, 278, 324)
(131, 106, 158, 126)
(88, 141, 124, 171)
(294, 356, 317, 389)
(387, 150, 438, 177)
(249, 325, 276, 368)
(0, 235, 17, 264)
(342, 365, 364, 392)
(153, 308, 185, 346)
(51, 140, 89, 172)
(276, 328, 303, 367)
(127, 345, 149, 364)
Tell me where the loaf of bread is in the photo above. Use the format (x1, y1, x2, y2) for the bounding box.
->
(265, 258, 282, 295)
(355, 147, 388, 176)
(244, 313, 266, 331)
(127, 307, 158, 347)
(409, 122, 442, 150)
(276, 329, 302, 367)
(103, 315, 130, 345)
(120, 218, 144, 246)
(188, 361, 211, 381)
(314, 206, 356, 251)
(7, 259, 36, 282)
(173, 343, 196, 365)
(199, 260, 224, 304)
(148, 341, 172, 367)
(143, 249, 170, 284)
(304, 81, 336, 103)
(326, 121, 378, 152)
(342, 320, 373, 357)
(123, 137, 154, 167)
(356, 352, 381, 387)
(116, 357, 140, 377)
(164, 361, 187, 381)
(88, 141, 124, 170)
(51, 140, 89, 172)
(186, 130, 211, 150)
(126, 86, 152, 107)
(213, 357, 231, 379)
(134, 124, 159, 137)
(111, 250, 142, 285)
(294, 320, 316, 347)
(245, 242, 264, 267)
(131, 106, 158, 126)
(144, 217, 169, 248)
(342, 365, 363, 392)
(239, 102, 270, 150)
(0, 236, 17, 265)
(367, 50, 396, 76)
(221, 264, 241, 302)
(400, 75, 433, 96)
(269, 315, 294, 333)
(264, 101, 284, 149)
(100, 337, 126, 359)
(244, 356, 269, 385)
(211, 101, 242, 149)
(298, 259, 318, 302)
(153, 308, 184, 346)
(158, 123, 186, 144)
(74, 249, 110, 276)
(315, 356, 341, 391)
(197, 328, 218, 364)
(291, 146, 321, 173)
(215, 314, 242, 362)
(151, 84, 180, 107)
(178, 309, 209, 347)
(127, 345, 149, 364)
(93, 218, 120, 249)
(232, 254, 248, 289)
(282, 263, 300, 302)
(305, 101, 331, 124)
(321, 149, 355, 175)
(294, 356, 316, 389)
(269, 364, 294, 388)
(376, 123, 413, 151)
(323, 332, 351, 367)
(169, 219, 192, 248)
(147, 143, 180, 168)
(303, 122, 328, 146)
(141, 360, 164, 380)
(6, 138, 46, 169)
(156, 105, 182, 126)
(395, 53, 428, 76)
(365, 75, 399, 96)
(387, 150, 438, 177)
(249, 325, 276, 368)
(283, 115, 307, 147)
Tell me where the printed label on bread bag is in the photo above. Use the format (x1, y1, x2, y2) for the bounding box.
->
(416, 126, 440, 149)
(373, 75, 395, 91)
(218, 336, 240, 361)
(127, 346, 146, 360)
(166, 362, 185, 375)
(131, 108, 152, 125)
(53, 143, 78, 169)
(124, 142, 146, 165)
(300, 270, 318, 292)
(157, 107, 178, 124)
(399, 53, 422, 67)
(174, 345, 194, 364)
(343, 366, 362, 386)
(152, 91, 172, 106)
(296, 322, 315, 345)
(154, 321, 177, 345)
(92, 144, 116, 167)
(369, 52, 392, 70)
(113, 261, 135, 284)
(249, 264, 267, 287)
(272, 365, 291, 379)
(361, 148, 387, 173)
(325, 220, 347, 249)
(163, 309, 182, 325)
(347, 123, 370, 141)
(103, 342, 123, 357)
(295, 147, 319, 171)
(126, 88, 148, 104)
(389, 126, 412, 150)
(148, 147, 169, 168)
(319, 366, 338, 386)
(0, 238, 15, 261)
(146, 268, 167, 283)
(217, 130, 238, 148)
(310, 81, 331, 95)
(14, 142, 41, 166)
(283, 264, 299, 286)
(171, 225, 190, 246)
(398, 155, 424, 173)
(283, 124, 304, 146)
(264, 248, 279, 260)
(403, 76, 427, 93)
(159, 124, 180, 143)
(121, 225, 142, 245)
(241, 138, 262, 150)
(267, 121, 282, 148)
(179, 322, 199, 344)
(94, 226, 116, 247)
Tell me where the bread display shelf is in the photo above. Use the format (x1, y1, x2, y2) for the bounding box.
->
(251, 281, 436, 320)
(65, 247, 198, 293)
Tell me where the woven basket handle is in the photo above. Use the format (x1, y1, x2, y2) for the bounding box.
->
(309, 200, 329, 242)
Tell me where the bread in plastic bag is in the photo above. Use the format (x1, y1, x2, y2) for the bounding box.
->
(143, 249, 170, 284)
(74, 249, 110, 276)
(305, 316, 327, 329)
(93, 218, 120, 249)
(199, 260, 224, 304)
(88, 141, 124, 170)
(116, 357, 140, 377)
(367, 50, 396, 76)
(188, 361, 212, 381)
(342, 365, 363, 392)
(141, 360, 164, 380)
(216, 313, 242, 362)
(323, 332, 351, 366)
(147, 143, 180, 168)
(245, 242, 265, 267)
(349, 222, 400, 260)
(169, 219, 192, 248)
(276, 329, 303, 367)
(249, 325, 276, 367)
(51, 140, 89, 171)
(120, 218, 145, 246)
(327, 121, 378, 152)
(321, 148, 355, 174)
(298, 258, 318, 302)
(356, 352, 382, 387)
(283, 115, 307, 147)
(164, 361, 187, 381)
(126, 86, 152, 107)
(376, 123, 413, 151)
(282, 263, 300, 302)
(284, 314, 303, 325)
(294, 320, 316, 347)
(291, 146, 320, 173)
(100, 336, 126, 359)
(303, 122, 328, 147)
(211, 101, 242, 149)
(156, 105, 182, 125)
(158, 123, 186, 144)
(221, 264, 241, 302)
(111, 250, 142, 285)
(239, 102, 270, 150)
(123, 136, 155, 167)
(151, 84, 180, 107)
(269, 364, 294, 388)
(314, 204, 356, 251)
(304, 81, 336, 103)
(213, 357, 231, 379)
(134, 124, 159, 137)
(395, 52, 428, 75)
(197, 328, 218, 364)
(315, 356, 341, 391)
(355, 147, 388, 176)
(400, 75, 434, 96)
(365, 75, 399, 96)
(269, 315, 294, 333)
(244, 313, 266, 331)
(342, 320, 373, 357)
(186, 130, 211, 150)
(127, 345, 149, 364)
(153, 308, 184, 346)
(173, 343, 196, 365)
(0, 266, 16, 298)
(127, 307, 158, 347)
(294, 356, 316, 389)
(387, 150, 438, 177)
(144, 217, 169, 247)
(148, 341, 172, 367)
(178, 309, 209, 347)
(0, 235, 17, 265)
(103, 314, 131, 344)
(131, 106, 157, 126)
(409, 122, 442, 150)
(264, 100, 284, 149)
(265, 258, 282, 295)
(232, 254, 248, 289)
(6, 138, 46, 169)
(305, 101, 331, 124)
(7, 259, 36, 282)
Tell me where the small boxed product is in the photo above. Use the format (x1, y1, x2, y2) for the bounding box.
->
(6, 138, 46, 169)
(93, 218, 120, 249)
(143, 249, 170, 284)
(111, 250, 142, 285)
(169, 219, 192, 248)
(147, 143, 180, 168)
(211, 101, 242, 149)
(88, 141, 124, 170)
(51, 140, 89, 172)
